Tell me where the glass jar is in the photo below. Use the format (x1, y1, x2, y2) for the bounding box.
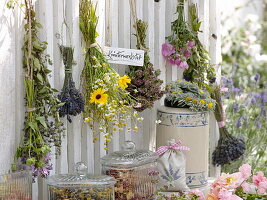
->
(0, 170, 32, 200)
(47, 162, 116, 200)
(101, 141, 159, 200)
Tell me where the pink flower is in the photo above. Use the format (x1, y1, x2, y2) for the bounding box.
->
(190, 189, 205, 200)
(241, 182, 252, 193)
(218, 190, 243, 200)
(258, 181, 267, 194)
(184, 50, 192, 58)
(178, 61, 189, 69)
(239, 164, 252, 179)
(211, 172, 243, 190)
(166, 57, 176, 65)
(220, 87, 229, 92)
(187, 40, 195, 49)
(162, 43, 175, 57)
(253, 171, 267, 187)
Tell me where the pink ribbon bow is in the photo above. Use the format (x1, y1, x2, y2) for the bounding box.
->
(156, 140, 190, 155)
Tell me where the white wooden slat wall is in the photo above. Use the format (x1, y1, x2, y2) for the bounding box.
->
(0, 0, 221, 199)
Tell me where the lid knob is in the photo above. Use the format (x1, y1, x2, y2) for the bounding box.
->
(122, 141, 136, 151)
(75, 162, 88, 175)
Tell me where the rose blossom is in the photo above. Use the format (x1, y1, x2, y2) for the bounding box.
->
(253, 171, 267, 187)
(258, 180, 267, 194)
(162, 43, 175, 57)
(241, 182, 252, 193)
(239, 164, 252, 179)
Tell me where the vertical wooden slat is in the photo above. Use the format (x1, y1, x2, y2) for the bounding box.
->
(209, 0, 221, 178)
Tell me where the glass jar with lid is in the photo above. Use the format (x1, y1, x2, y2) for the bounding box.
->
(47, 162, 116, 200)
(101, 141, 159, 200)
(0, 170, 32, 200)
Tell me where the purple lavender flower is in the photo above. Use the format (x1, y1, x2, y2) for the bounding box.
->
(162, 43, 175, 57)
(233, 104, 239, 112)
(254, 73, 260, 82)
(233, 87, 241, 95)
(236, 120, 242, 128)
(251, 97, 257, 104)
(256, 121, 262, 129)
(260, 91, 267, 104)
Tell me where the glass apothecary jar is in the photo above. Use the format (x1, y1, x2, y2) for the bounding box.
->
(0, 170, 32, 200)
(101, 141, 159, 200)
(47, 162, 116, 200)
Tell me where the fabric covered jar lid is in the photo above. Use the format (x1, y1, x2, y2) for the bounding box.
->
(47, 162, 116, 187)
(100, 141, 158, 168)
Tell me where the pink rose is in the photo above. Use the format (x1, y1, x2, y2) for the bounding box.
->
(162, 43, 175, 57)
(253, 171, 267, 187)
(239, 164, 252, 179)
(241, 182, 252, 193)
(258, 180, 267, 194)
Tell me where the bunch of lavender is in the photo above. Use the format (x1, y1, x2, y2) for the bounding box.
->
(58, 46, 84, 123)
(127, 19, 166, 112)
(211, 85, 246, 166)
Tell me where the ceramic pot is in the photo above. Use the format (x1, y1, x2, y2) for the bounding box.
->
(156, 106, 209, 188)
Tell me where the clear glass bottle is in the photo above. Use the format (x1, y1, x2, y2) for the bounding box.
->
(47, 162, 116, 200)
(101, 141, 159, 200)
(0, 170, 32, 200)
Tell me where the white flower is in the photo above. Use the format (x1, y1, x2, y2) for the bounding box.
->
(255, 54, 267, 62)
(135, 103, 142, 108)
(155, 120, 162, 124)
(134, 89, 138, 93)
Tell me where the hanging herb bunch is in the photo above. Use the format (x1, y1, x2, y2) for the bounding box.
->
(211, 85, 246, 166)
(127, 19, 166, 112)
(79, 0, 141, 149)
(162, 0, 216, 89)
(8, 0, 64, 178)
(58, 45, 84, 123)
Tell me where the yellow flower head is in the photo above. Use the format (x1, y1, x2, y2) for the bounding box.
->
(199, 100, 205, 105)
(192, 99, 198, 104)
(226, 176, 236, 185)
(207, 103, 213, 108)
(118, 75, 131, 89)
(199, 90, 204, 93)
(172, 91, 177, 94)
(185, 97, 192, 102)
(90, 88, 108, 104)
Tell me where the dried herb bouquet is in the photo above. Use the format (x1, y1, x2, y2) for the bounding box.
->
(80, 0, 141, 149)
(8, 0, 64, 178)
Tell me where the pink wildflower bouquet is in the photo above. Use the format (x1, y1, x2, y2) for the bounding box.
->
(162, 1, 215, 89)
(207, 164, 267, 200)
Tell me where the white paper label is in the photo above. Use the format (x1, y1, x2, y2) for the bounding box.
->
(103, 46, 144, 66)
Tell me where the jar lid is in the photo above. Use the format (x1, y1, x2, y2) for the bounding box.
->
(100, 141, 158, 168)
(47, 162, 116, 187)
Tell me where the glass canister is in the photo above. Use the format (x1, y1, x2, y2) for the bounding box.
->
(47, 162, 116, 200)
(101, 141, 159, 200)
(0, 170, 32, 200)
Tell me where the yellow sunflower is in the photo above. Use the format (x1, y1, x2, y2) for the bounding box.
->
(199, 100, 205, 105)
(118, 75, 131, 89)
(90, 88, 108, 104)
